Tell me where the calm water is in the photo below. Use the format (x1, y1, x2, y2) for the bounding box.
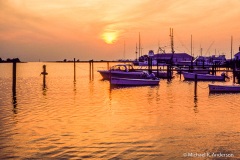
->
(0, 62, 239, 159)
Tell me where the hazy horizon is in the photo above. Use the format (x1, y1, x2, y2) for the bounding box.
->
(1, 0, 240, 62)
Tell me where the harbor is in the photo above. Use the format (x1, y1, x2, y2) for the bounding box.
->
(1, 0, 240, 159)
(0, 62, 240, 159)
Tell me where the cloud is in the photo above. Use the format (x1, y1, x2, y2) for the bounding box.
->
(0, 0, 240, 60)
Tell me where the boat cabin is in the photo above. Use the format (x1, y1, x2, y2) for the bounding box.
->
(110, 64, 135, 72)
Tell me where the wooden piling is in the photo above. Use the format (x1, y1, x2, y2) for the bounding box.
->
(211, 65, 214, 75)
(12, 62, 16, 93)
(148, 57, 152, 74)
(180, 69, 182, 80)
(12, 62, 17, 108)
(167, 65, 172, 79)
(194, 74, 197, 96)
(89, 60, 92, 79)
(91, 60, 94, 79)
(42, 65, 47, 88)
(74, 58, 76, 82)
(233, 61, 236, 83)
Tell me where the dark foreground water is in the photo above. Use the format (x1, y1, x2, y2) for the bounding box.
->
(0, 62, 239, 159)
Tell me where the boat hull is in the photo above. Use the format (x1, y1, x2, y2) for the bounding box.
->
(110, 77, 160, 86)
(183, 72, 225, 81)
(209, 84, 240, 93)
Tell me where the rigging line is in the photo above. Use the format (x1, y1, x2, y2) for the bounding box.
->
(174, 32, 191, 53)
(197, 84, 209, 89)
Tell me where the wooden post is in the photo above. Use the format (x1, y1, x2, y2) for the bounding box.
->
(180, 69, 182, 80)
(167, 65, 171, 79)
(194, 74, 197, 96)
(12, 62, 17, 93)
(148, 57, 152, 74)
(74, 58, 76, 82)
(233, 61, 236, 83)
(107, 62, 109, 70)
(12, 62, 17, 108)
(109, 67, 112, 84)
(92, 60, 94, 79)
(41, 65, 48, 88)
(89, 60, 92, 80)
(170, 65, 172, 79)
(212, 65, 214, 75)
(167, 65, 169, 78)
(43, 65, 46, 88)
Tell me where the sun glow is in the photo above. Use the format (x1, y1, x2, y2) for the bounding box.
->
(102, 32, 118, 44)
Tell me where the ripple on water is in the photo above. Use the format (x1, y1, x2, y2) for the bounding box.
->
(1, 63, 240, 159)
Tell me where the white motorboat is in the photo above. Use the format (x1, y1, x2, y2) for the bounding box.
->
(98, 64, 144, 80)
(182, 72, 226, 81)
(209, 84, 240, 93)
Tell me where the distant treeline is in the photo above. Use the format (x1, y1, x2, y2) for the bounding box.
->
(0, 58, 21, 63)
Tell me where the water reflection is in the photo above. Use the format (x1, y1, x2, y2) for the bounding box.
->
(12, 91, 17, 114)
(193, 96, 199, 113)
(42, 88, 47, 96)
(73, 81, 76, 92)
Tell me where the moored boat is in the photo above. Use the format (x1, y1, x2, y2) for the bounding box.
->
(209, 84, 240, 93)
(98, 64, 144, 80)
(182, 72, 226, 81)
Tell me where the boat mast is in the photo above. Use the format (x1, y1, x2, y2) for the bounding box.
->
(135, 43, 138, 61)
(231, 36, 233, 61)
(191, 34, 193, 57)
(139, 32, 141, 58)
(123, 40, 125, 60)
(200, 45, 203, 56)
(170, 28, 174, 64)
(170, 28, 174, 54)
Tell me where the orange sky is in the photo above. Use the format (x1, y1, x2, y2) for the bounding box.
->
(0, 0, 240, 61)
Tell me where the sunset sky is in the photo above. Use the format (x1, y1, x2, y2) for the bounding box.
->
(0, 0, 240, 61)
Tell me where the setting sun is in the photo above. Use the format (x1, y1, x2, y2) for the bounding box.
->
(102, 32, 118, 44)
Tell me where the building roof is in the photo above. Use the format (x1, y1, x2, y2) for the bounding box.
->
(153, 53, 193, 59)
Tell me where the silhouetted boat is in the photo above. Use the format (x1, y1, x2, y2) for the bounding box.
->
(182, 72, 226, 81)
(110, 77, 160, 86)
(209, 84, 240, 92)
